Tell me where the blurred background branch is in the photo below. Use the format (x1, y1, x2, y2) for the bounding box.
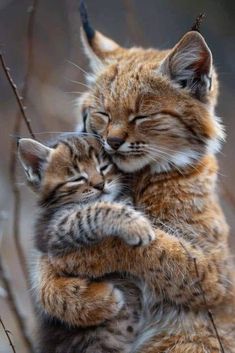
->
(0, 213, 32, 353)
(9, 0, 37, 286)
(0, 316, 17, 353)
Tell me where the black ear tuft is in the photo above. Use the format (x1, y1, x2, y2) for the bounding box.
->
(191, 13, 205, 33)
(79, 0, 95, 44)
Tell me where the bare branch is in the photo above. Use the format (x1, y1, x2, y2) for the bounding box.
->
(0, 260, 32, 353)
(192, 258, 225, 353)
(0, 52, 36, 139)
(0, 316, 17, 353)
(0, 213, 33, 353)
(179, 242, 225, 353)
(9, 0, 38, 284)
(4, 2, 39, 353)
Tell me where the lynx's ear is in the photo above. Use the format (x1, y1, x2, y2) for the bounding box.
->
(18, 138, 53, 191)
(160, 31, 212, 101)
(79, 0, 120, 73)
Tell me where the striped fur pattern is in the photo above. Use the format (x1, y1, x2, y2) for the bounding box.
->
(37, 200, 154, 255)
(62, 20, 235, 352)
(18, 134, 155, 353)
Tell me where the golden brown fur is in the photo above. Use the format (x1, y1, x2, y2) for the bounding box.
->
(23, 8, 235, 352)
(49, 16, 235, 351)
(48, 155, 235, 352)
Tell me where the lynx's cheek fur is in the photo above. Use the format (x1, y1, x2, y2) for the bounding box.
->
(77, 28, 224, 173)
(82, 71, 224, 173)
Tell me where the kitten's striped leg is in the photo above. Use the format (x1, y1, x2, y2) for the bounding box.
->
(48, 202, 155, 255)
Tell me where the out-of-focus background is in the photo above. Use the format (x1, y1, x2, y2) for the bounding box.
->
(0, 0, 234, 352)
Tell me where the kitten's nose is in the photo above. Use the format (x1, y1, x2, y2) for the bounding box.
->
(107, 137, 125, 150)
(93, 182, 105, 191)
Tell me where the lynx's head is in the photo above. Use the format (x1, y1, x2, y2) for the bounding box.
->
(18, 135, 123, 207)
(77, 2, 224, 173)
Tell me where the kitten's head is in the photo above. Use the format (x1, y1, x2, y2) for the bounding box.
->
(77, 5, 224, 173)
(18, 134, 122, 207)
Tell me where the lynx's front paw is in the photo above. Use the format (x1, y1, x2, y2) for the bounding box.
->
(41, 277, 124, 327)
(121, 212, 155, 246)
(87, 283, 124, 323)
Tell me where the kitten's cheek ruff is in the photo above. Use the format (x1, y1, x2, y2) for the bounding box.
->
(101, 193, 118, 202)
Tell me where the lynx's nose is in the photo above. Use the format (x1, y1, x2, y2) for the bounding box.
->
(107, 137, 125, 150)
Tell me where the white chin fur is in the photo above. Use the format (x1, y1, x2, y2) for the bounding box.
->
(112, 155, 151, 172)
(101, 182, 122, 202)
(101, 193, 118, 202)
(114, 149, 200, 174)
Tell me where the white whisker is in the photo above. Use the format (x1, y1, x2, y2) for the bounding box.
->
(66, 60, 91, 77)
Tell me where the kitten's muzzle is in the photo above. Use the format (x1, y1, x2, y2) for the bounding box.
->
(93, 182, 105, 191)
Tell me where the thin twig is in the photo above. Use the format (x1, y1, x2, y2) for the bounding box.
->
(0, 52, 36, 139)
(0, 260, 32, 353)
(5, 2, 38, 353)
(0, 212, 32, 352)
(0, 316, 17, 353)
(179, 241, 225, 353)
(193, 258, 225, 353)
(9, 0, 38, 285)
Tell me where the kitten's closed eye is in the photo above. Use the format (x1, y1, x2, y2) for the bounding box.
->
(65, 176, 87, 188)
(71, 176, 87, 183)
(100, 164, 110, 172)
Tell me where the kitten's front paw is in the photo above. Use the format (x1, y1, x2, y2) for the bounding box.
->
(122, 214, 155, 246)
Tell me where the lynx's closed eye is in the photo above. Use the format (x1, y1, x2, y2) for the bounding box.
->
(129, 115, 149, 123)
(96, 112, 110, 118)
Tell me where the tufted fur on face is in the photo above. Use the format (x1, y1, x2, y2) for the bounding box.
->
(18, 134, 123, 206)
(77, 4, 224, 173)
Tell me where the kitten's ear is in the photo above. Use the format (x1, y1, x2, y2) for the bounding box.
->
(18, 138, 53, 191)
(79, 1, 120, 73)
(160, 31, 212, 101)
